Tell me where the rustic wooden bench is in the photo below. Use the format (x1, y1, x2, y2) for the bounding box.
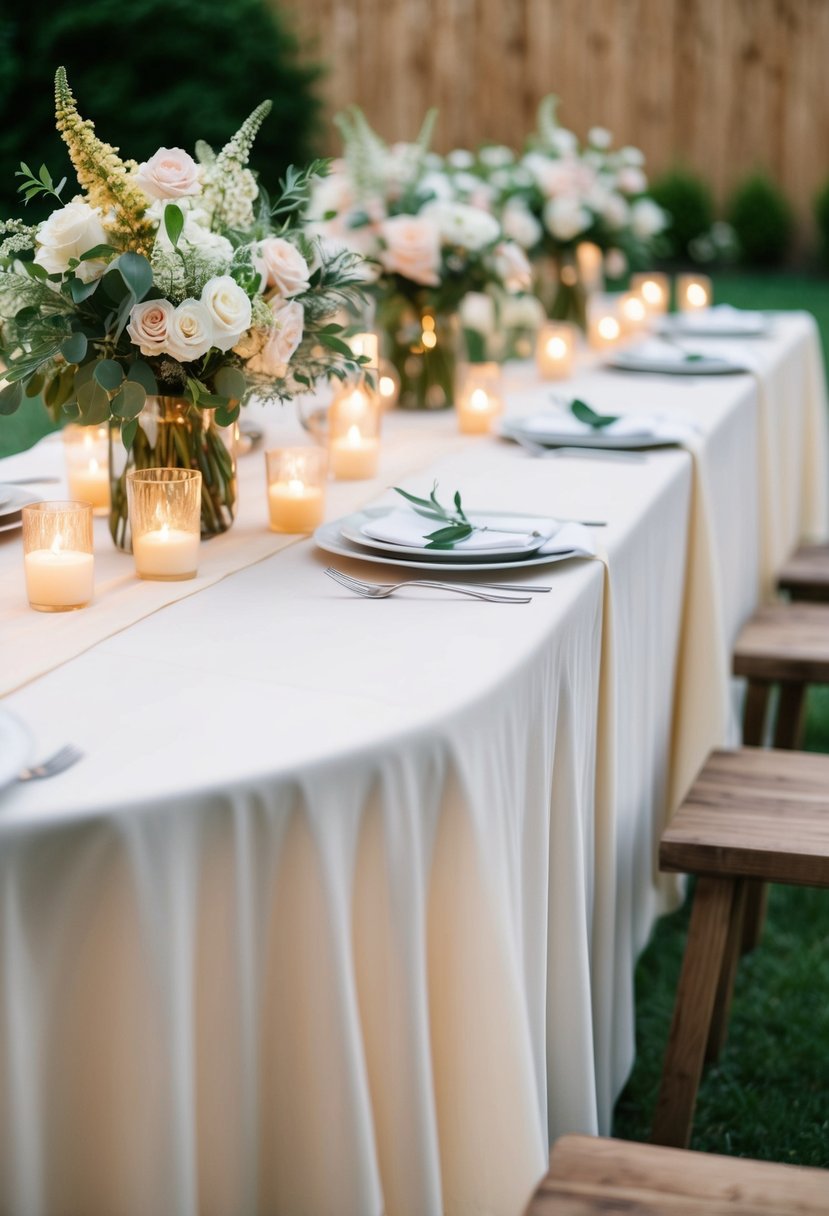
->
(778, 544, 829, 603)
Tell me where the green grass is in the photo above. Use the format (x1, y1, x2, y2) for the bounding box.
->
(612, 271, 829, 1165)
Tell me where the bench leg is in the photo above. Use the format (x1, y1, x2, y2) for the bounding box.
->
(652, 876, 741, 1149)
(705, 879, 747, 1063)
(742, 679, 771, 746)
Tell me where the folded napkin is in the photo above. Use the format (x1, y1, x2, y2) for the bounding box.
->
(670, 304, 765, 333)
(515, 407, 698, 446)
(361, 509, 597, 558)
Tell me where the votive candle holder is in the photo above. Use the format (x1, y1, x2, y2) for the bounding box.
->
(630, 272, 670, 316)
(455, 362, 503, 434)
(22, 500, 94, 612)
(677, 273, 712, 312)
(535, 322, 576, 380)
(266, 446, 327, 533)
(126, 468, 202, 581)
(63, 423, 110, 514)
(328, 382, 382, 479)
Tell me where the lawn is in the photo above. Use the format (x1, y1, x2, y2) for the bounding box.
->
(612, 270, 829, 1166)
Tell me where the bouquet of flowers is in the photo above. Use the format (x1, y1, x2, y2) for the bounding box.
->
(306, 108, 531, 408)
(0, 68, 368, 542)
(464, 97, 667, 326)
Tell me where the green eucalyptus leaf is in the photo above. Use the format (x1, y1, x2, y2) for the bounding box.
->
(121, 417, 139, 451)
(570, 398, 619, 429)
(14, 305, 39, 325)
(213, 365, 247, 402)
(69, 277, 100, 303)
(214, 403, 241, 427)
(79, 244, 116, 262)
(94, 359, 124, 391)
(60, 332, 88, 364)
(77, 377, 111, 424)
(111, 381, 146, 419)
(115, 252, 153, 302)
(127, 359, 158, 395)
(25, 372, 45, 399)
(0, 380, 23, 416)
(164, 204, 185, 249)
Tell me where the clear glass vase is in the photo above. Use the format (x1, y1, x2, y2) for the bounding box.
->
(109, 397, 237, 552)
(379, 297, 460, 410)
(535, 252, 588, 332)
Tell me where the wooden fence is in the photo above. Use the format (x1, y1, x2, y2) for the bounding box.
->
(279, 0, 829, 243)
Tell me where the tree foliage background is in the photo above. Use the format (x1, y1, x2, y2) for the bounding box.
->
(0, 0, 321, 221)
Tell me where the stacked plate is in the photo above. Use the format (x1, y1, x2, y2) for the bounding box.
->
(500, 410, 698, 451)
(0, 484, 40, 535)
(607, 338, 748, 376)
(657, 305, 770, 340)
(315, 506, 597, 572)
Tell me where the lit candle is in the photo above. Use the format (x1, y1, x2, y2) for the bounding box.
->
(677, 273, 712, 313)
(265, 446, 327, 532)
(535, 322, 576, 379)
(22, 501, 94, 612)
(328, 382, 382, 479)
(132, 523, 201, 580)
(63, 424, 110, 514)
(576, 241, 604, 292)
(456, 362, 503, 434)
(630, 272, 669, 315)
(378, 360, 401, 410)
(619, 291, 648, 334)
(588, 299, 623, 349)
(330, 425, 380, 479)
(349, 332, 380, 368)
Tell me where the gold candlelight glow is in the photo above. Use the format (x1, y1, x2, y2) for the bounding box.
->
(328, 383, 381, 479)
(455, 362, 503, 434)
(588, 298, 623, 349)
(619, 292, 648, 333)
(677, 273, 712, 312)
(63, 424, 111, 515)
(576, 241, 604, 292)
(265, 447, 327, 533)
(22, 501, 94, 612)
(126, 468, 202, 581)
(535, 322, 577, 380)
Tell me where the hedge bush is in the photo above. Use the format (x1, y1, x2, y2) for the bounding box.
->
(727, 173, 793, 266)
(649, 168, 715, 262)
(814, 179, 829, 265)
(0, 0, 321, 219)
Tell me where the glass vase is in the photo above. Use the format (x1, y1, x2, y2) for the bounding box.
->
(379, 298, 460, 410)
(109, 397, 237, 552)
(535, 252, 588, 332)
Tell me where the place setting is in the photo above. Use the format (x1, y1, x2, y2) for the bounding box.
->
(603, 336, 751, 376)
(499, 394, 700, 454)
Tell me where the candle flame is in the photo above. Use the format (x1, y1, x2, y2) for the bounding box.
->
(160, 522, 170, 540)
(641, 280, 662, 304)
(421, 330, 437, 349)
(546, 336, 567, 358)
(345, 424, 362, 446)
(287, 478, 305, 496)
(687, 282, 708, 307)
(89, 457, 99, 473)
(623, 298, 646, 322)
(598, 316, 620, 340)
(50, 534, 63, 554)
(469, 388, 490, 412)
(379, 375, 395, 398)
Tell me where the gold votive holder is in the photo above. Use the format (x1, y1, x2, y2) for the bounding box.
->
(619, 291, 649, 334)
(265, 446, 327, 533)
(455, 362, 503, 434)
(126, 468, 202, 581)
(677, 273, 712, 312)
(22, 500, 94, 612)
(63, 424, 111, 515)
(576, 241, 604, 292)
(328, 382, 381, 480)
(630, 272, 670, 315)
(587, 298, 623, 349)
(535, 322, 577, 380)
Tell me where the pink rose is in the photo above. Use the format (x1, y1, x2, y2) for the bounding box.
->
(135, 148, 201, 200)
(379, 215, 441, 287)
(127, 299, 175, 356)
(248, 300, 304, 377)
(259, 238, 311, 298)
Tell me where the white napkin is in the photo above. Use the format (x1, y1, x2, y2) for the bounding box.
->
(514, 408, 698, 446)
(670, 304, 765, 333)
(361, 509, 597, 558)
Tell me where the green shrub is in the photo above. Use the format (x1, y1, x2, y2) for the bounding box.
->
(727, 173, 793, 266)
(814, 179, 829, 264)
(649, 168, 715, 261)
(0, 0, 321, 219)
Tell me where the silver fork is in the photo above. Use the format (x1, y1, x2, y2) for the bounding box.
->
(325, 568, 532, 603)
(17, 744, 84, 782)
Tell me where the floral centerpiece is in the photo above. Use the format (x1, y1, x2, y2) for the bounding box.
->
(0, 69, 368, 546)
(460, 97, 667, 329)
(305, 109, 531, 409)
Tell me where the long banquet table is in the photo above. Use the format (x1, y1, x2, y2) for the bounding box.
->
(0, 313, 826, 1216)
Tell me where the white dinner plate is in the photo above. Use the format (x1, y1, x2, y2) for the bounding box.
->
(0, 485, 41, 518)
(0, 709, 34, 795)
(340, 511, 550, 561)
(606, 351, 747, 376)
(499, 418, 681, 451)
(316, 510, 587, 572)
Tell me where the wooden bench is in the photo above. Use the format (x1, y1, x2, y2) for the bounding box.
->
(524, 1134, 829, 1213)
(651, 747, 829, 1150)
(778, 544, 829, 603)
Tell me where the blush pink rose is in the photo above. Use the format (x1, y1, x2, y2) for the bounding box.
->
(259, 238, 311, 298)
(379, 215, 441, 287)
(127, 299, 175, 356)
(135, 148, 201, 200)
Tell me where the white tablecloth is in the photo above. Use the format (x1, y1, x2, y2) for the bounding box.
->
(0, 314, 825, 1216)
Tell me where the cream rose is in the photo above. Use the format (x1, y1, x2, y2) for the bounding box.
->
(259, 238, 311, 298)
(200, 276, 252, 352)
(34, 201, 108, 279)
(127, 299, 175, 357)
(420, 201, 500, 251)
(492, 241, 532, 293)
(163, 299, 215, 363)
(379, 215, 441, 286)
(543, 197, 592, 242)
(501, 200, 543, 250)
(135, 148, 201, 200)
(249, 300, 304, 376)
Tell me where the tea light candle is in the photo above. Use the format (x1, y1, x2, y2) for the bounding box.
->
(619, 291, 648, 334)
(630, 272, 669, 315)
(328, 383, 381, 479)
(265, 446, 327, 533)
(132, 524, 200, 579)
(576, 241, 604, 292)
(126, 468, 202, 581)
(378, 360, 401, 410)
(22, 502, 94, 612)
(455, 362, 503, 434)
(63, 424, 110, 514)
(677, 273, 712, 312)
(588, 299, 623, 349)
(535, 322, 576, 379)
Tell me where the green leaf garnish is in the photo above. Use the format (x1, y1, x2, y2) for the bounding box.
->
(571, 397, 619, 429)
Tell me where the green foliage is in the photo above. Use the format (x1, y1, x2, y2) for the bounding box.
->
(815, 179, 829, 265)
(724, 171, 792, 266)
(0, 0, 321, 220)
(727, 174, 794, 266)
(649, 168, 715, 261)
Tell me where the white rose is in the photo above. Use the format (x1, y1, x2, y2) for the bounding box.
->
(588, 127, 613, 150)
(34, 201, 108, 278)
(249, 300, 304, 376)
(420, 171, 455, 202)
(501, 293, 545, 330)
(600, 193, 630, 230)
(200, 276, 252, 352)
(135, 148, 201, 200)
(631, 198, 667, 239)
(616, 166, 647, 195)
(479, 145, 514, 168)
(544, 197, 592, 242)
(164, 299, 215, 363)
(153, 209, 233, 261)
(501, 200, 543, 250)
(127, 298, 175, 357)
(447, 149, 475, 169)
(460, 291, 496, 334)
(493, 241, 532, 292)
(620, 146, 645, 167)
(259, 237, 311, 298)
(420, 201, 501, 250)
(379, 215, 442, 286)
